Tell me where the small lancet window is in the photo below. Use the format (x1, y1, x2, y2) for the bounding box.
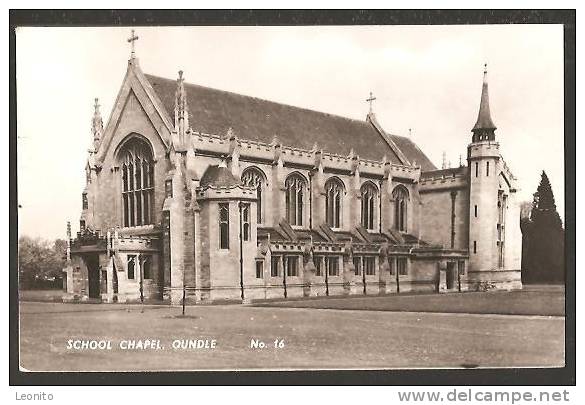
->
(127, 255, 136, 280)
(397, 257, 408, 275)
(242, 203, 250, 241)
(219, 203, 230, 249)
(142, 255, 152, 279)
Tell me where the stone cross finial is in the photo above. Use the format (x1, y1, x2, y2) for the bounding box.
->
(127, 29, 139, 59)
(366, 91, 377, 113)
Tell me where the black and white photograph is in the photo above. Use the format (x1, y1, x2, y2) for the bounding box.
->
(10, 10, 574, 386)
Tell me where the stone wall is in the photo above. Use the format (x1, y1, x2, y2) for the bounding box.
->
(420, 187, 469, 250)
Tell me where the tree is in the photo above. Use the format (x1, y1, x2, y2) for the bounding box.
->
(18, 236, 67, 289)
(521, 171, 565, 284)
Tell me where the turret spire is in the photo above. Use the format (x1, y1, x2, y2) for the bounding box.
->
(91, 98, 103, 151)
(471, 63, 497, 142)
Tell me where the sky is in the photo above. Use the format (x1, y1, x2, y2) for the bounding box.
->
(16, 25, 565, 240)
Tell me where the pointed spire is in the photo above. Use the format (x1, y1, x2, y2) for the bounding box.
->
(472, 63, 497, 142)
(172, 70, 190, 154)
(91, 98, 103, 151)
(174, 70, 189, 132)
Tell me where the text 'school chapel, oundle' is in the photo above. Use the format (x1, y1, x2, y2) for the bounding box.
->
(63, 37, 522, 304)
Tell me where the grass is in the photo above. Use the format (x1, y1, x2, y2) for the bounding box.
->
(253, 285, 565, 317)
(19, 289, 64, 302)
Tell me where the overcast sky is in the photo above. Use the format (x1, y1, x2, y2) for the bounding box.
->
(16, 25, 564, 240)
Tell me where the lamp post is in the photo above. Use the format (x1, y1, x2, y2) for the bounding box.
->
(138, 255, 144, 309)
(324, 257, 329, 296)
(395, 257, 400, 294)
(238, 202, 244, 301)
(362, 256, 367, 295)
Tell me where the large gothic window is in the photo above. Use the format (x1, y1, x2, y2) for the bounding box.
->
(120, 138, 154, 227)
(392, 185, 408, 232)
(325, 178, 344, 228)
(285, 173, 306, 226)
(241, 167, 265, 224)
(360, 182, 378, 230)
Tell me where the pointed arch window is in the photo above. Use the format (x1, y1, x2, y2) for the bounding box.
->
(82, 192, 88, 210)
(241, 167, 266, 224)
(119, 137, 154, 228)
(392, 185, 409, 232)
(219, 203, 230, 249)
(360, 182, 378, 230)
(325, 178, 344, 228)
(285, 173, 306, 226)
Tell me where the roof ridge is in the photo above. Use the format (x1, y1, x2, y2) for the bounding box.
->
(144, 73, 372, 128)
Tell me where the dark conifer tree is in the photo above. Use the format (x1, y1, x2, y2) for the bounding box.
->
(521, 171, 565, 284)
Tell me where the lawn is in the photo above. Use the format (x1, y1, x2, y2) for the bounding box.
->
(253, 285, 565, 316)
(18, 296, 565, 371)
(19, 289, 64, 302)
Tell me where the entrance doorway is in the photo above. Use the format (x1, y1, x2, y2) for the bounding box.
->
(86, 255, 101, 299)
(446, 262, 456, 290)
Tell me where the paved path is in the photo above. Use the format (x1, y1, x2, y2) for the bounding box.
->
(19, 302, 565, 371)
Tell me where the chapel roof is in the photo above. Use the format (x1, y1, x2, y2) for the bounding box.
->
(200, 164, 242, 188)
(144, 74, 436, 171)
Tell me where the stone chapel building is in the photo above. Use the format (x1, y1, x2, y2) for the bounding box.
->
(63, 39, 522, 304)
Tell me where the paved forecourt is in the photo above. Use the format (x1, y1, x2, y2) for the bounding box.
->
(19, 300, 564, 371)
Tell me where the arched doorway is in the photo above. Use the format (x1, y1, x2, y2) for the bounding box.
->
(85, 254, 101, 299)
